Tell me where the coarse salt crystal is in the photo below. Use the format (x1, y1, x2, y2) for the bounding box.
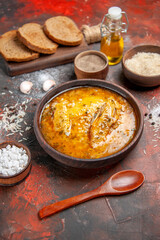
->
(0, 145, 29, 176)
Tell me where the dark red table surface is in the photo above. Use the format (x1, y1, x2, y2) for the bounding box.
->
(0, 0, 160, 239)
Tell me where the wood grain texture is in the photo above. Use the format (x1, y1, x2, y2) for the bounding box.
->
(39, 170, 144, 219)
(3, 38, 88, 76)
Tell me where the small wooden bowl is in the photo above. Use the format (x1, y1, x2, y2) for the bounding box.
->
(122, 45, 160, 87)
(74, 50, 109, 80)
(0, 141, 32, 186)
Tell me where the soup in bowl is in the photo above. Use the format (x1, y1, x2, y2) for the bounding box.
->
(34, 79, 143, 170)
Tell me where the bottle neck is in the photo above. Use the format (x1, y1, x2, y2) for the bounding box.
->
(107, 16, 122, 30)
(101, 16, 122, 37)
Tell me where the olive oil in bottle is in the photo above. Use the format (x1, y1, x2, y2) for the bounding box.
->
(101, 34, 124, 65)
(100, 7, 128, 65)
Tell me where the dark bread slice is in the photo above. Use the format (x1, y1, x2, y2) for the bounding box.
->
(0, 30, 39, 62)
(17, 23, 58, 54)
(44, 16, 83, 46)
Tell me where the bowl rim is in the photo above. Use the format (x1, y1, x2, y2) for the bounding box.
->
(122, 44, 160, 79)
(74, 50, 109, 74)
(0, 141, 31, 179)
(34, 79, 144, 167)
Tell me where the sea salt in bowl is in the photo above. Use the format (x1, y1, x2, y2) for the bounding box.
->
(74, 50, 109, 80)
(0, 141, 31, 186)
(122, 45, 160, 87)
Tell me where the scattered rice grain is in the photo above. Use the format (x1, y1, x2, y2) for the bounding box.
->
(0, 98, 32, 139)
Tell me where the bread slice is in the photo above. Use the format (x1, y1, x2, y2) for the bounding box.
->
(17, 23, 58, 54)
(44, 16, 83, 46)
(0, 30, 39, 62)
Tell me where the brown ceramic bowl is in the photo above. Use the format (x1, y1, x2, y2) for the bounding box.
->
(0, 141, 31, 186)
(34, 79, 144, 171)
(74, 50, 109, 80)
(122, 45, 160, 87)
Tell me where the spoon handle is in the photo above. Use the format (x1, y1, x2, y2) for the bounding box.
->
(39, 188, 100, 219)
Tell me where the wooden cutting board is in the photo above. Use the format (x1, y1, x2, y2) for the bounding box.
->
(4, 38, 89, 76)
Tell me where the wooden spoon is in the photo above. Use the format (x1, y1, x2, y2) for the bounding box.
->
(39, 170, 144, 219)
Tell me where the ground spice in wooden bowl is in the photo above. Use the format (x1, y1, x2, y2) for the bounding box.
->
(76, 54, 106, 72)
(74, 50, 109, 80)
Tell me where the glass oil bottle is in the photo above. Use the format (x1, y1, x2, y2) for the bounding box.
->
(100, 7, 128, 65)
